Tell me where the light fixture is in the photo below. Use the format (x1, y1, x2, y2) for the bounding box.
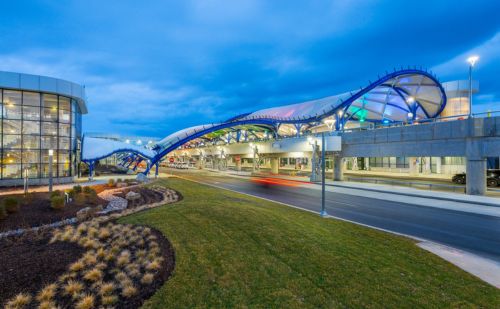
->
(48, 149, 54, 156)
(338, 110, 343, 117)
(467, 55, 479, 67)
(137, 140, 142, 145)
(125, 139, 130, 144)
(407, 112, 414, 119)
(406, 96, 415, 104)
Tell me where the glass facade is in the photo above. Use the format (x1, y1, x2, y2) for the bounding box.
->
(0, 89, 82, 179)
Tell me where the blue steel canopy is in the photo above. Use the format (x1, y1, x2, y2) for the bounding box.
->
(151, 69, 446, 164)
(81, 69, 447, 176)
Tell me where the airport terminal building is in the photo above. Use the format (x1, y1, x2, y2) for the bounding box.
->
(0, 71, 86, 186)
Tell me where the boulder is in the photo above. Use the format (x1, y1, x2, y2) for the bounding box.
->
(76, 205, 103, 221)
(126, 191, 141, 201)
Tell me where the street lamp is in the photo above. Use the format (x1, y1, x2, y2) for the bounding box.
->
(467, 55, 479, 117)
(48, 149, 54, 192)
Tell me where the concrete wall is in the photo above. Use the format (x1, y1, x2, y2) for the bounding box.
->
(340, 117, 500, 158)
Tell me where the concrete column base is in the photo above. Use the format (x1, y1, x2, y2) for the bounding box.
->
(270, 157, 279, 174)
(333, 156, 343, 181)
(466, 158, 486, 195)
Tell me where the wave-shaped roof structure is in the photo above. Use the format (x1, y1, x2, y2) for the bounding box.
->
(82, 69, 447, 175)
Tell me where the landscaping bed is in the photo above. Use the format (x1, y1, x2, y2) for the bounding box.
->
(0, 230, 86, 303)
(1, 221, 175, 308)
(113, 187, 165, 208)
(0, 191, 107, 233)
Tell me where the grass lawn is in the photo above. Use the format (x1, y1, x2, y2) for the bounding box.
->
(120, 178, 500, 308)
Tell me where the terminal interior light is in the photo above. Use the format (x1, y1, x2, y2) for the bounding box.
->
(407, 112, 414, 119)
(125, 139, 130, 144)
(406, 96, 415, 104)
(467, 55, 479, 67)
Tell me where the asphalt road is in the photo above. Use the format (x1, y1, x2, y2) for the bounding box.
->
(166, 169, 500, 262)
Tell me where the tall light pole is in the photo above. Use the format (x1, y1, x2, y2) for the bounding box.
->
(320, 132, 328, 217)
(467, 55, 479, 118)
(48, 149, 54, 192)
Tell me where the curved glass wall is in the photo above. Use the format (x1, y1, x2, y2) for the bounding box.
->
(0, 89, 82, 179)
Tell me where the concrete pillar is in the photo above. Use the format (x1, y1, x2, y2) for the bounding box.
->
(466, 158, 486, 195)
(333, 155, 343, 181)
(436, 157, 442, 174)
(235, 157, 242, 171)
(423, 157, 431, 174)
(364, 157, 370, 171)
(466, 139, 486, 195)
(409, 157, 418, 176)
(270, 157, 279, 174)
(352, 157, 359, 171)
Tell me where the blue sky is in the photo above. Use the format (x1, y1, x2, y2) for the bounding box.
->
(0, 0, 499, 138)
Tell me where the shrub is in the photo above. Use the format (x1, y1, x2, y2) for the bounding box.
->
(117, 178, 123, 183)
(67, 189, 75, 199)
(141, 273, 155, 285)
(50, 195, 65, 210)
(107, 178, 115, 187)
(62, 280, 83, 298)
(75, 294, 94, 309)
(101, 295, 118, 305)
(73, 185, 83, 194)
(5, 293, 31, 308)
(50, 190, 62, 198)
(75, 193, 86, 206)
(4, 197, 19, 213)
(83, 186, 95, 194)
(0, 204, 7, 220)
(36, 283, 57, 302)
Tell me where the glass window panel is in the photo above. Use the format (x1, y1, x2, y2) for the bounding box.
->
(3, 120, 21, 134)
(58, 151, 70, 165)
(3, 90, 22, 106)
(22, 120, 40, 134)
(22, 105, 40, 120)
(42, 94, 58, 109)
(71, 125, 76, 138)
(41, 150, 57, 163)
(22, 150, 40, 163)
(42, 107, 58, 121)
(3, 164, 22, 179)
(59, 96, 70, 110)
(23, 135, 40, 149)
(3, 150, 22, 164)
(23, 164, 40, 178)
(59, 137, 71, 150)
(2, 135, 22, 148)
(59, 108, 70, 123)
(40, 164, 56, 178)
(41, 136, 58, 149)
(42, 122, 58, 135)
(58, 164, 71, 177)
(59, 123, 70, 136)
(23, 91, 41, 106)
(3, 104, 22, 119)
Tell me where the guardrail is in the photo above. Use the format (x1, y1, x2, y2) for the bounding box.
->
(345, 176, 467, 193)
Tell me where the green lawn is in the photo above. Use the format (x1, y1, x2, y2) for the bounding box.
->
(120, 178, 499, 308)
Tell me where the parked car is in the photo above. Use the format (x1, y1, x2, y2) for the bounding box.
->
(452, 169, 500, 187)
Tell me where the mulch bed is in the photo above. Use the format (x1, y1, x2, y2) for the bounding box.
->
(0, 225, 176, 309)
(0, 193, 107, 233)
(0, 231, 86, 302)
(113, 187, 165, 208)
